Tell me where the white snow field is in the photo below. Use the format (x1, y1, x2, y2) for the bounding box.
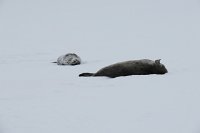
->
(1, 0, 200, 133)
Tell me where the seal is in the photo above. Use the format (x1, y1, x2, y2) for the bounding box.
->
(53, 53, 81, 65)
(79, 59, 168, 78)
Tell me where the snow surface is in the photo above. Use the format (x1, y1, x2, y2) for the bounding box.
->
(1, 0, 200, 133)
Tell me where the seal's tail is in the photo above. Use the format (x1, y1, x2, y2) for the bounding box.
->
(52, 61, 57, 63)
(79, 73, 94, 77)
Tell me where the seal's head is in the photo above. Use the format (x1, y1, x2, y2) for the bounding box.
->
(153, 59, 168, 74)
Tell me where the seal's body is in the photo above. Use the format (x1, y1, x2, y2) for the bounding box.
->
(79, 59, 167, 78)
(54, 53, 81, 65)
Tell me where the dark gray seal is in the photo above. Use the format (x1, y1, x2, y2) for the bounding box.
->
(53, 53, 81, 65)
(79, 59, 168, 78)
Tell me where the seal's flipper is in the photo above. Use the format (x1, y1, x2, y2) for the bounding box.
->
(79, 73, 94, 77)
(155, 59, 161, 65)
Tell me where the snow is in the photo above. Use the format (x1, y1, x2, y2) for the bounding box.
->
(0, 0, 200, 133)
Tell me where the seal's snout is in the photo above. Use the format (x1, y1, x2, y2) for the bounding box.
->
(71, 59, 80, 65)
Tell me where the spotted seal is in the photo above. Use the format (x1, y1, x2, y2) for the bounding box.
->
(79, 59, 167, 78)
(53, 53, 81, 65)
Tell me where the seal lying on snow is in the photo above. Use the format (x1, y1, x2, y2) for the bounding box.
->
(53, 53, 81, 65)
(79, 59, 168, 78)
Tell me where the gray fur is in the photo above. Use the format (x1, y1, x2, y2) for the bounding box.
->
(79, 59, 168, 78)
(54, 53, 81, 65)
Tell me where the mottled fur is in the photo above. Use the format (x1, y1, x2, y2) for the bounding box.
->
(54, 53, 81, 65)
